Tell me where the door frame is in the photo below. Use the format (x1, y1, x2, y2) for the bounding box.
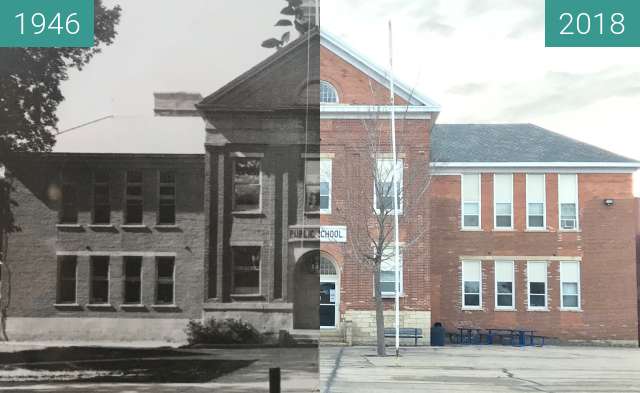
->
(320, 253, 340, 330)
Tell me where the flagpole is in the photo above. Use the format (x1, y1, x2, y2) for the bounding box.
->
(388, 20, 401, 357)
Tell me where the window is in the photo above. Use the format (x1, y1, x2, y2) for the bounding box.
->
(90, 256, 110, 304)
(155, 257, 175, 304)
(93, 172, 110, 224)
(380, 246, 403, 297)
(527, 261, 547, 309)
(462, 260, 482, 308)
(123, 256, 142, 304)
(231, 246, 261, 295)
(125, 170, 143, 224)
(374, 159, 403, 213)
(461, 173, 480, 228)
(57, 256, 77, 304)
(320, 80, 339, 103)
(305, 159, 320, 212)
(526, 174, 546, 229)
(495, 261, 514, 309)
(320, 159, 332, 213)
(158, 171, 175, 224)
(493, 174, 513, 228)
(233, 158, 261, 212)
(558, 174, 578, 230)
(560, 261, 580, 309)
(60, 183, 78, 224)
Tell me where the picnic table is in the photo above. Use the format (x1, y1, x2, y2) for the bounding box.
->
(456, 327, 543, 346)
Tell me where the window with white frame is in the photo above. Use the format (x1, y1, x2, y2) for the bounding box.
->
(495, 261, 514, 309)
(374, 159, 403, 214)
(527, 261, 547, 309)
(462, 173, 481, 228)
(526, 174, 545, 229)
(320, 159, 332, 214)
(320, 81, 339, 103)
(380, 246, 403, 297)
(494, 174, 513, 229)
(231, 246, 261, 295)
(462, 260, 482, 308)
(305, 159, 320, 213)
(560, 261, 580, 309)
(558, 174, 578, 230)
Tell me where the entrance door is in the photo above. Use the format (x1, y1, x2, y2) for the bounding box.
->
(320, 281, 336, 328)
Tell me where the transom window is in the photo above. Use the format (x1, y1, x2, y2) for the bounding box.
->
(320, 81, 339, 103)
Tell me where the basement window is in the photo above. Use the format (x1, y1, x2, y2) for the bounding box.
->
(90, 256, 110, 304)
(57, 256, 77, 304)
(155, 257, 175, 304)
(124, 256, 142, 304)
(125, 170, 143, 224)
(231, 247, 261, 295)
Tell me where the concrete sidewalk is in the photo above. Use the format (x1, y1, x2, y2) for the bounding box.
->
(320, 345, 640, 392)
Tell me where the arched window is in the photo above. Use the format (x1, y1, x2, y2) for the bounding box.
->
(319, 255, 337, 275)
(320, 81, 339, 103)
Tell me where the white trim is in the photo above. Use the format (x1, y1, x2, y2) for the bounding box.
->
(460, 255, 581, 261)
(320, 104, 433, 119)
(494, 260, 515, 311)
(320, 80, 339, 104)
(461, 260, 482, 309)
(461, 173, 481, 230)
(493, 173, 513, 230)
(560, 261, 581, 310)
(431, 162, 640, 171)
(320, 158, 332, 215)
(320, 253, 340, 329)
(526, 173, 546, 230)
(320, 30, 441, 109)
(526, 261, 548, 311)
(558, 173, 579, 231)
(373, 158, 403, 215)
(231, 156, 263, 214)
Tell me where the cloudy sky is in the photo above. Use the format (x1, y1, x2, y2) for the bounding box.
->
(54, 1, 640, 194)
(323, 0, 640, 195)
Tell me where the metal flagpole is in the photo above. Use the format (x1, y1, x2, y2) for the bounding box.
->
(388, 20, 401, 357)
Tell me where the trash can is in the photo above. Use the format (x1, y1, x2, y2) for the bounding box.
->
(430, 322, 445, 346)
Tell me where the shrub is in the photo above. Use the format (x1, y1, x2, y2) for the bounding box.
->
(185, 318, 264, 345)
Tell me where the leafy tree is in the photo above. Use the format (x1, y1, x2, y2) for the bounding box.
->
(262, 0, 316, 50)
(0, 0, 122, 340)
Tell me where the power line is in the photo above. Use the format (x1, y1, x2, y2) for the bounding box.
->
(56, 115, 114, 136)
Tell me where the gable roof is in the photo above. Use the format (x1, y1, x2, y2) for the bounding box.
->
(198, 29, 320, 111)
(431, 124, 640, 167)
(320, 30, 440, 110)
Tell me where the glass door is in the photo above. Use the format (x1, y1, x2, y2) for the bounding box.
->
(320, 281, 336, 328)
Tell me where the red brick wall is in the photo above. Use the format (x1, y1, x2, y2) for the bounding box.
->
(320, 45, 434, 316)
(430, 172, 638, 342)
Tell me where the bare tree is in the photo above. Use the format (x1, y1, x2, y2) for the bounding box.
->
(333, 82, 434, 356)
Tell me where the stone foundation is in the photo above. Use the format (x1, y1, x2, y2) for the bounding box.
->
(343, 310, 431, 345)
(202, 302, 293, 333)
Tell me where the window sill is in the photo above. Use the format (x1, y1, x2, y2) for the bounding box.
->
(492, 228, 514, 232)
(525, 228, 548, 232)
(559, 307, 582, 312)
(87, 303, 115, 310)
(151, 304, 180, 311)
(232, 211, 265, 218)
(558, 229, 581, 233)
(54, 303, 81, 310)
(304, 211, 320, 217)
(88, 224, 115, 229)
(381, 293, 405, 299)
(461, 307, 483, 311)
(230, 294, 265, 301)
(495, 308, 516, 312)
(527, 307, 549, 312)
(56, 224, 82, 229)
(121, 224, 147, 229)
(120, 304, 147, 310)
(460, 228, 482, 232)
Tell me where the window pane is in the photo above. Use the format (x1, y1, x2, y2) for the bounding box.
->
(528, 215, 544, 228)
(157, 258, 174, 278)
(462, 174, 480, 201)
(497, 281, 512, 294)
(58, 256, 77, 303)
(463, 215, 479, 227)
(234, 184, 260, 211)
(496, 203, 511, 215)
(464, 294, 480, 306)
(563, 295, 579, 308)
(464, 281, 479, 294)
(60, 258, 77, 279)
(91, 281, 109, 303)
(529, 294, 546, 307)
(127, 170, 142, 183)
(92, 257, 109, 277)
(156, 283, 173, 304)
(528, 203, 544, 216)
(464, 202, 479, 215)
(497, 294, 513, 307)
(496, 215, 511, 227)
(494, 174, 512, 202)
(563, 282, 578, 295)
(320, 195, 329, 210)
(124, 257, 142, 304)
(159, 171, 175, 183)
(530, 282, 545, 294)
(61, 184, 78, 223)
(305, 184, 320, 211)
(526, 174, 545, 202)
(558, 174, 577, 203)
(320, 81, 338, 103)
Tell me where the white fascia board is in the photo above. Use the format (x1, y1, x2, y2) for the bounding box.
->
(321, 104, 433, 119)
(430, 162, 640, 173)
(320, 30, 441, 111)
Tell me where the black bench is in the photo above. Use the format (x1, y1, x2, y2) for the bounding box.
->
(384, 327, 423, 346)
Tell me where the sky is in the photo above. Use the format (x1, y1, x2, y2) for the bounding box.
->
(323, 0, 640, 195)
(53, 0, 640, 195)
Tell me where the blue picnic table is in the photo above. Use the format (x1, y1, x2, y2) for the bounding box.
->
(457, 327, 542, 346)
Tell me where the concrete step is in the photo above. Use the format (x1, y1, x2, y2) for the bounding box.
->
(289, 329, 319, 346)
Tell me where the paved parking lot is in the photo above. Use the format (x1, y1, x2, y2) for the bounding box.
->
(320, 345, 640, 392)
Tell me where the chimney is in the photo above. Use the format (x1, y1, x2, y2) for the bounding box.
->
(153, 92, 203, 117)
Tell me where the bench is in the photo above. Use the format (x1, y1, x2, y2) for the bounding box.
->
(384, 327, 423, 346)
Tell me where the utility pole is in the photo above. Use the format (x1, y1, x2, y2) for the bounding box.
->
(388, 20, 401, 357)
